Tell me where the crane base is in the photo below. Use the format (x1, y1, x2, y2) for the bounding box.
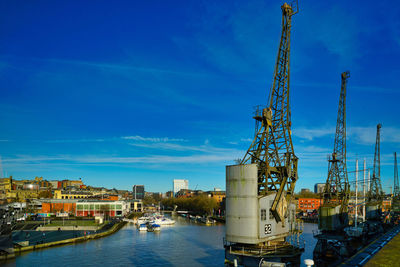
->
(224, 241, 303, 267)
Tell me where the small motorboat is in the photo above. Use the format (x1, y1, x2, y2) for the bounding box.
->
(138, 223, 147, 231)
(200, 216, 215, 225)
(153, 217, 176, 225)
(151, 224, 161, 232)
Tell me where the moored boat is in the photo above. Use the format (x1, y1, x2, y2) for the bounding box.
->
(138, 223, 147, 231)
(151, 224, 161, 232)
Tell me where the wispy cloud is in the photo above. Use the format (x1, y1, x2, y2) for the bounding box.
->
(31, 57, 208, 78)
(349, 126, 400, 145)
(2, 150, 243, 166)
(121, 135, 187, 142)
(293, 127, 335, 141)
(129, 142, 238, 154)
(45, 138, 105, 143)
(293, 125, 400, 145)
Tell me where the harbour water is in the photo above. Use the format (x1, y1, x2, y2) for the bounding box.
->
(4, 216, 317, 267)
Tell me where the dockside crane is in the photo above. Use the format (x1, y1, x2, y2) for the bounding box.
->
(394, 152, 399, 198)
(366, 124, 383, 214)
(313, 72, 352, 266)
(240, 1, 299, 225)
(391, 152, 400, 214)
(225, 1, 303, 266)
(363, 124, 384, 238)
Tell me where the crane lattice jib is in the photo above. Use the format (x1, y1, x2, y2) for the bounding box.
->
(368, 124, 383, 201)
(394, 152, 399, 198)
(322, 72, 350, 213)
(241, 2, 298, 223)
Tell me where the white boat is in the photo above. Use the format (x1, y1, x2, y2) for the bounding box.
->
(153, 217, 176, 225)
(137, 216, 152, 225)
(138, 223, 147, 231)
(151, 224, 161, 232)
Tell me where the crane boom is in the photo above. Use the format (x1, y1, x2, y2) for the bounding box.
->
(241, 2, 298, 223)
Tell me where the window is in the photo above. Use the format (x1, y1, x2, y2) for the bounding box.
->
(90, 204, 94, 210)
(261, 209, 266, 221)
(116, 204, 122, 209)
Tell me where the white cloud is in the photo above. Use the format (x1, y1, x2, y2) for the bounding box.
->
(349, 126, 400, 145)
(297, 145, 331, 153)
(240, 138, 253, 142)
(32, 57, 207, 78)
(293, 127, 335, 141)
(45, 138, 105, 143)
(121, 135, 186, 142)
(2, 150, 243, 166)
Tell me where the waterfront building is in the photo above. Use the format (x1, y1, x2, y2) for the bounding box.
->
(207, 190, 226, 203)
(314, 183, 326, 194)
(298, 198, 323, 211)
(128, 199, 143, 212)
(173, 179, 188, 196)
(53, 189, 93, 200)
(132, 185, 145, 200)
(176, 189, 204, 198)
(76, 200, 129, 217)
(40, 199, 130, 217)
(41, 199, 77, 214)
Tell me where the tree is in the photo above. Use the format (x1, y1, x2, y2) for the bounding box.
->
(161, 195, 219, 216)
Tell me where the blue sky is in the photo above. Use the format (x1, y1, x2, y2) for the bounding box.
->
(0, 0, 399, 193)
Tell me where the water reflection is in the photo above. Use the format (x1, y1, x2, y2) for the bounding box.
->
(4, 216, 317, 267)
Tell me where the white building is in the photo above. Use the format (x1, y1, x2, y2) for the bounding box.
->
(173, 179, 188, 196)
(314, 183, 325, 194)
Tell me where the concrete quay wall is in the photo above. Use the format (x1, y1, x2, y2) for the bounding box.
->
(36, 225, 99, 231)
(0, 218, 129, 261)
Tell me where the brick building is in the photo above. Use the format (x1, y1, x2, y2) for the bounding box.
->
(298, 198, 323, 211)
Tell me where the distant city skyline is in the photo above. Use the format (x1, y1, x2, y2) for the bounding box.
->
(0, 1, 399, 193)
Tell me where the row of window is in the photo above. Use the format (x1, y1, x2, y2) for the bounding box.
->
(61, 195, 88, 199)
(76, 204, 123, 210)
